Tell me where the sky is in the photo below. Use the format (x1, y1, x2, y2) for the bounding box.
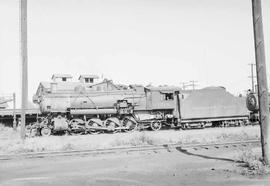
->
(0, 0, 270, 107)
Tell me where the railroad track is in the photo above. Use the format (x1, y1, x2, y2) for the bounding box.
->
(0, 139, 260, 160)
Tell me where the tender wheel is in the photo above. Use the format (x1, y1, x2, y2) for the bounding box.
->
(200, 123, 205, 129)
(150, 120, 162, 131)
(26, 123, 40, 137)
(180, 123, 186, 130)
(40, 127, 51, 136)
(123, 117, 137, 131)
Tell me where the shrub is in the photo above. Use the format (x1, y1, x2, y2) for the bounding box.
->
(237, 148, 270, 176)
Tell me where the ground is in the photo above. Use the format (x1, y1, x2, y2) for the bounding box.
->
(0, 146, 270, 186)
(0, 125, 269, 185)
(0, 125, 260, 154)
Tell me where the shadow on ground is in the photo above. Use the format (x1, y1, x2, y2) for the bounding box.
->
(175, 147, 239, 163)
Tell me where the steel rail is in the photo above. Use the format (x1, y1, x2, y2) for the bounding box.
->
(0, 139, 260, 160)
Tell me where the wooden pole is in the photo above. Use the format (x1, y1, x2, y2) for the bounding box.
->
(252, 0, 270, 164)
(251, 64, 255, 92)
(249, 63, 256, 92)
(13, 93, 16, 130)
(20, 0, 28, 140)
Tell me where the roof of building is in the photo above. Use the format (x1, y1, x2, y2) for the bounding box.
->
(39, 82, 51, 89)
(51, 74, 73, 79)
(78, 75, 99, 79)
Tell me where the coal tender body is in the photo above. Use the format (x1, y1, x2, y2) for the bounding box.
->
(28, 74, 250, 136)
(179, 87, 249, 128)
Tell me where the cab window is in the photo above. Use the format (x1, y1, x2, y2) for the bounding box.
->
(165, 93, 174, 100)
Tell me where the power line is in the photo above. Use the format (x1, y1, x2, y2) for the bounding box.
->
(189, 80, 198, 90)
(180, 81, 198, 90)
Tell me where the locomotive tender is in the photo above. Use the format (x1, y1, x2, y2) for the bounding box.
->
(28, 74, 250, 136)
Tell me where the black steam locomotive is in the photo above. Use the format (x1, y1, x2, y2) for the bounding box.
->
(27, 74, 250, 136)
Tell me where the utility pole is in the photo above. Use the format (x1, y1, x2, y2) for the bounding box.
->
(252, 0, 270, 164)
(13, 93, 16, 130)
(180, 82, 187, 90)
(189, 80, 198, 90)
(20, 0, 28, 140)
(248, 63, 256, 92)
(180, 81, 198, 90)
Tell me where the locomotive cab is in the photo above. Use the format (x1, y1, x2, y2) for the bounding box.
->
(144, 86, 180, 111)
(141, 86, 182, 129)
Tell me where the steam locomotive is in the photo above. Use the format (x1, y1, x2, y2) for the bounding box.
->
(27, 74, 250, 136)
